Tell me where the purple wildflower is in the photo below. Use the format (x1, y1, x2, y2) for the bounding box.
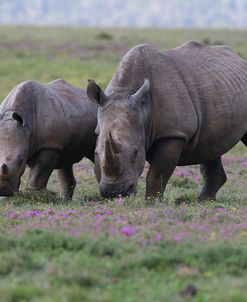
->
(7, 211, 19, 218)
(174, 231, 189, 242)
(193, 175, 200, 182)
(210, 216, 218, 223)
(155, 233, 162, 241)
(105, 210, 113, 215)
(25, 210, 42, 217)
(44, 208, 54, 215)
(242, 160, 247, 167)
(95, 213, 104, 218)
(68, 209, 77, 214)
(121, 226, 136, 236)
(59, 212, 69, 218)
(117, 195, 124, 205)
(174, 168, 190, 177)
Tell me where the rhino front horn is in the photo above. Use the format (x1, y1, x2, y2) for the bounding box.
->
(109, 132, 121, 154)
(104, 133, 121, 175)
(0, 163, 8, 176)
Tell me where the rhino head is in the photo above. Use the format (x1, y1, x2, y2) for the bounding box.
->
(87, 79, 150, 198)
(0, 111, 29, 196)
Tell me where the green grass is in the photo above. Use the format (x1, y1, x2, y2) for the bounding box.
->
(1, 26, 247, 100)
(1, 26, 247, 302)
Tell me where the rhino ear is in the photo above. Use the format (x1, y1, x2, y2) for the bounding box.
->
(87, 79, 108, 107)
(130, 79, 150, 107)
(12, 112, 25, 127)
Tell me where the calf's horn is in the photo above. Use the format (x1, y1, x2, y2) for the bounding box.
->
(0, 164, 8, 176)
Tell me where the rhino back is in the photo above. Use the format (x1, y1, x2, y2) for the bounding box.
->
(109, 43, 247, 164)
(0, 79, 97, 166)
(37, 79, 98, 164)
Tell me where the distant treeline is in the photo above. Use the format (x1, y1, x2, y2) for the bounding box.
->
(0, 0, 247, 28)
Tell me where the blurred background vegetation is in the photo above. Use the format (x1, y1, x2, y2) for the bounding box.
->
(0, 26, 247, 101)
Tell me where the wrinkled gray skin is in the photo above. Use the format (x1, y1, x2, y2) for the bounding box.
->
(0, 79, 97, 199)
(87, 41, 247, 200)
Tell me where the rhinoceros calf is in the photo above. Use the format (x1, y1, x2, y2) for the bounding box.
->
(87, 41, 247, 200)
(0, 79, 97, 199)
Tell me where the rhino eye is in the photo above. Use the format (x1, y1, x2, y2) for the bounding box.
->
(12, 112, 25, 127)
(18, 158, 24, 167)
(132, 148, 138, 161)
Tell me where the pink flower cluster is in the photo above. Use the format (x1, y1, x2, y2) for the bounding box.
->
(121, 226, 136, 236)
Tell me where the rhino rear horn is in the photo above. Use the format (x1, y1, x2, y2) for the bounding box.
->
(0, 164, 8, 176)
(130, 79, 150, 107)
(87, 79, 108, 107)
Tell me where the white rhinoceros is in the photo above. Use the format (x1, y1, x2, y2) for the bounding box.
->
(87, 41, 247, 200)
(0, 79, 98, 199)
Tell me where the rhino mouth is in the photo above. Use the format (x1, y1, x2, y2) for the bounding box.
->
(99, 181, 137, 198)
(0, 186, 15, 197)
(0, 191, 14, 197)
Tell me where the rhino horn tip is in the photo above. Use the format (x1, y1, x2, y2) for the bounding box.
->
(0, 163, 8, 176)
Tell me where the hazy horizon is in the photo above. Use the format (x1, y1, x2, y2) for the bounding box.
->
(0, 0, 247, 28)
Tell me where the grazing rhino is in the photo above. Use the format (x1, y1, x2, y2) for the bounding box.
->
(0, 79, 97, 199)
(87, 41, 247, 200)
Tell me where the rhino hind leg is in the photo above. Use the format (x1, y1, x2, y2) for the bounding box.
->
(199, 157, 227, 200)
(57, 165, 76, 200)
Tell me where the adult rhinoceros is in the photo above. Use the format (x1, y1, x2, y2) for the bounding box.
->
(87, 41, 247, 200)
(0, 79, 97, 199)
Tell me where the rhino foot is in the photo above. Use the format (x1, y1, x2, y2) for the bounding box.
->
(198, 193, 216, 201)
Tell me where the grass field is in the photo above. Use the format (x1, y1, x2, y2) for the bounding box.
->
(1, 26, 247, 302)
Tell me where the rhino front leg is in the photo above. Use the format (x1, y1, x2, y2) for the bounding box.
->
(146, 139, 185, 199)
(57, 165, 76, 200)
(199, 157, 227, 200)
(28, 149, 59, 191)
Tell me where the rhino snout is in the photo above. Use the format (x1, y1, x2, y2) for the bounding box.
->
(0, 180, 18, 197)
(99, 182, 137, 198)
(0, 163, 20, 196)
(0, 187, 14, 197)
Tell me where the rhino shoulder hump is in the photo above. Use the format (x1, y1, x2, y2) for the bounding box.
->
(46, 79, 77, 92)
(127, 44, 157, 56)
(13, 80, 42, 98)
(18, 80, 39, 90)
